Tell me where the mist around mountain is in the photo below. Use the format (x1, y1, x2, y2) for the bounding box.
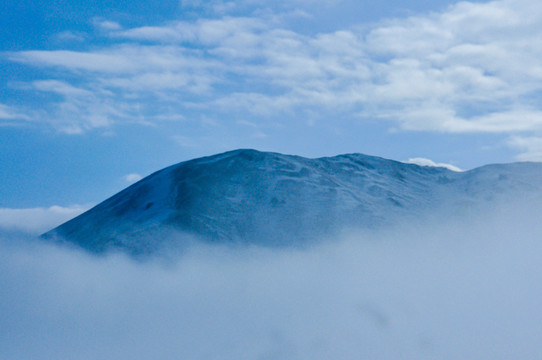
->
(2, 192, 542, 359)
(41, 149, 542, 256)
(2, 150, 542, 359)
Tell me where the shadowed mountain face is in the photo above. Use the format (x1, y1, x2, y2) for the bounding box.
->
(42, 149, 542, 255)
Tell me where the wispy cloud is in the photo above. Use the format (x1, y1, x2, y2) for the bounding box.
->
(33, 80, 94, 97)
(93, 18, 123, 31)
(52, 31, 87, 43)
(12, 49, 148, 73)
(7, 0, 542, 149)
(507, 136, 542, 161)
(0, 103, 30, 122)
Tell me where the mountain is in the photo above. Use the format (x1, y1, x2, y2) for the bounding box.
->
(42, 149, 542, 255)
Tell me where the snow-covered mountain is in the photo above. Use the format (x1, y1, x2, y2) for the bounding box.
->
(42, 149, 542, 255)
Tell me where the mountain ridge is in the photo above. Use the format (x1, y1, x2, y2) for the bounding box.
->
(42, 149, 542, 255)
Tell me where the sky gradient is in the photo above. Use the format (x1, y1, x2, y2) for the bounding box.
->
(2, 0, 542, 210)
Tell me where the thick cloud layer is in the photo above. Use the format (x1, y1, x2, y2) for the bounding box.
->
(1, 198, 542, 359)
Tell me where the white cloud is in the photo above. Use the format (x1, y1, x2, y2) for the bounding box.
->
(33, 80, 93, 97)
(124, 173, 143, 183)
(115, 24, 195, 43)
(0, 205, 90, 235)
(507, 136, 542, 161)
(360, 0, 542, 132)
(53, 31, 87, 43)
(404, 157, 463, 172)
(93, 18, 123, 31)
(8, 0, 542, 141)
(12, 49, 146, 73)
(0, 103, 30, 121)
(29, 78, 139, 133)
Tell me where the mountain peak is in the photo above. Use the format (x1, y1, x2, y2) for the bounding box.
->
(42, 150, 542, 256)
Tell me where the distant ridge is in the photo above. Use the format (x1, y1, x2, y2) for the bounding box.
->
(42, 149, 542, 255)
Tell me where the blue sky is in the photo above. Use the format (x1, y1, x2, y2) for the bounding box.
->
(2, 0, 542, 215)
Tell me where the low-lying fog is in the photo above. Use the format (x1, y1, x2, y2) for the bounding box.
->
(1, 198, 542, 359)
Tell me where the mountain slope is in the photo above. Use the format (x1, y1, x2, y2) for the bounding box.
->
(42, 149, 542, 255)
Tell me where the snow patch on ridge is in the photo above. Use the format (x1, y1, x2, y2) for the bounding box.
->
(404, 157, 463, 172)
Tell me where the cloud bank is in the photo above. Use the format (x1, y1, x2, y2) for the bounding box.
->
(0, 205, 89, 235)
(1, 197, 542, 359)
